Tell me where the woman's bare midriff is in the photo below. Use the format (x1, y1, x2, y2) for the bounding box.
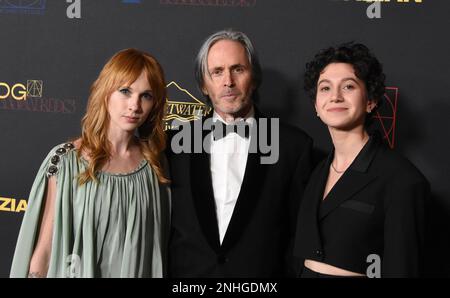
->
(304, 259, 365, 277)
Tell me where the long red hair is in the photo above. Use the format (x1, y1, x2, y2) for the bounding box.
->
(78, 48, 168, 184)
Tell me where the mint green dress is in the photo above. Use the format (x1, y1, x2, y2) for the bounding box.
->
(10, 143, 170, 278)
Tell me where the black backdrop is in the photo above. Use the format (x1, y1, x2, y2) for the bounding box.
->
(1, 0, 449, 277)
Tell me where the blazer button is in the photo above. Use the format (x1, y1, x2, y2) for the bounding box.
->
(315, 249, 324, 257)
(217, 255, 228, 264)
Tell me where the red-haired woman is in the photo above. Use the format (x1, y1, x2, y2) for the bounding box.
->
(10, 49, 170, 278)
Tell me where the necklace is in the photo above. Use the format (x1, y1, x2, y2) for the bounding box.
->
(331, 162, 345, 174)
(330, 135, 369, 175)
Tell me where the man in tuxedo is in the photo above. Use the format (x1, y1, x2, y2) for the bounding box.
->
(166, 29, 313, 277)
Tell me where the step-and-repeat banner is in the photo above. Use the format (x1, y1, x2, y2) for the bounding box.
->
(1, 0, 448, 277)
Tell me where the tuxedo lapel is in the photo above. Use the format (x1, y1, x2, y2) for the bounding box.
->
(190, 116, 221, 252)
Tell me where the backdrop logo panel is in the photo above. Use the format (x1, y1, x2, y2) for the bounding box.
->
(0, 196, 27, 213)
(0, 79, 77, 114)
(159, 0, 257, 7)
(26, 80, 43, 98)
(373, 87, 398, 148)
(0, 80, 42, 101)
(0, 97, 77, 113)
(0, 0, 46, 15)
(164, 81, 212, 130)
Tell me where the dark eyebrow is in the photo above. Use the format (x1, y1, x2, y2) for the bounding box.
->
(318, 79, 331, 85)
(318, 77, 360, 85)
(341, 77, 359, 84)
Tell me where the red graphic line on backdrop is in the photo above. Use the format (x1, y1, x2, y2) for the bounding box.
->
(373, 87, 398, 149)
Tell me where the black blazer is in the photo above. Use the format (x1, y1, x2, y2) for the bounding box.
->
(166, 109, 313, 277)
(294, 133, 430, 277)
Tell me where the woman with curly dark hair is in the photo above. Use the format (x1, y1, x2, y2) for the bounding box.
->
(294, 43, 429, 277)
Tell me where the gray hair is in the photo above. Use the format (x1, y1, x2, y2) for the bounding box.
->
(194, 29, 262, 96)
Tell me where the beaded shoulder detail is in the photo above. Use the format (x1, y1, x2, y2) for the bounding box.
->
(46, 143, 75, 178)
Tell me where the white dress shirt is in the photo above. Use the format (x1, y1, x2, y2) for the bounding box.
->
(210, 107, 255, 244)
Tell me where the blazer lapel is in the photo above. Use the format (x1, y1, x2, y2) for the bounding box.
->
(319, 170, 377, 220)
(296, 159, 330, 251)
(190, 116, 221, 252)
(319, 134, 381, 220)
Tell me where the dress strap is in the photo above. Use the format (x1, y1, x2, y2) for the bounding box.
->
(46, 143, 75, 178)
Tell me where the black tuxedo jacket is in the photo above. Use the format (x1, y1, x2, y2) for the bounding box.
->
(166, 109, 313, 277)
(294, 133, 430, 277)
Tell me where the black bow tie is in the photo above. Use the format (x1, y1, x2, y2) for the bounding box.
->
(212, 120, 250, 141)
